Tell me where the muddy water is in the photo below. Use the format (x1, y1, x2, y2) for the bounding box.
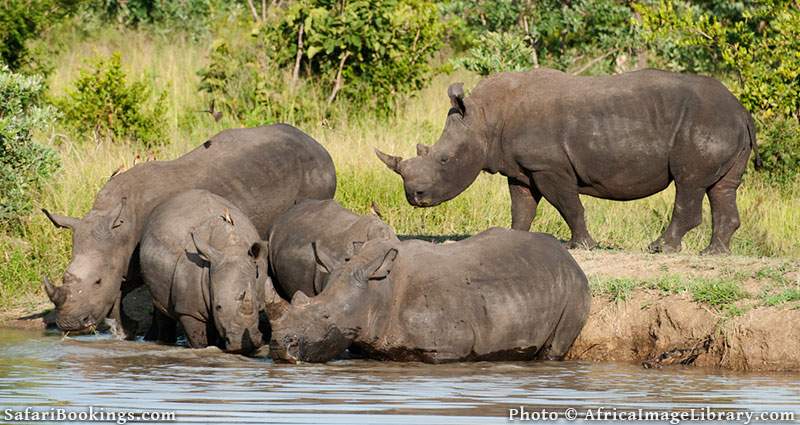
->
(0, 328, 798, 424)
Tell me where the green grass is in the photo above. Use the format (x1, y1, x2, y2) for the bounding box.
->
(689, 279, 746, 308)
(1, 26, 800, 312)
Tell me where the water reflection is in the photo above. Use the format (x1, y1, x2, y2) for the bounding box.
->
(0, 328, 798, 424)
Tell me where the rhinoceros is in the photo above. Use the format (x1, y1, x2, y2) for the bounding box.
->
(264, 227, 590, 363)
(140, 190, 268, 353)
(375, 68, 762, 254)
(42, 124, 336, 335)
(268, 199, 397, 299)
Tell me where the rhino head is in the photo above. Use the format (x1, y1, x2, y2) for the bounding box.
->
(42, 197, 135, 332)
(191, 233, 267, 354)
(375, 83, 487, 207)
(266, 240, 398, 363)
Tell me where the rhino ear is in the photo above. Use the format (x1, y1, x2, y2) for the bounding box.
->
(374, 148, 403, 175)
(364, 248, 398, 281)
(192, 233, 223, 264)
(42, 209, 80, 230)
(249, 240, 268, 262)
(109, 197, 128, 230)
(312, 240, 338, 274)
(448, 82, 466, 116)
(416, 143, 430, 157)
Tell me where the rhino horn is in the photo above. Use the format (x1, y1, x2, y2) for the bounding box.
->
(374, 148, 403, 175)
(43, 276, 66, 306)
(263, 277, 290, 322)
(42, 209, 80, 230)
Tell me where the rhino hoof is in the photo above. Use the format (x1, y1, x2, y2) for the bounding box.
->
(563, 238, 597, 250)
(648, 239, 680, 254)
(700, 244, 731, 256)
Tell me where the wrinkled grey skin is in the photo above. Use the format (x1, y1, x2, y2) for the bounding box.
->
(376, 69, 762, 255)
(268, 199, 397, 299)
(265, 227, 590, 363)
(140, 190, 268, 354)
(42, 125, 336, 335)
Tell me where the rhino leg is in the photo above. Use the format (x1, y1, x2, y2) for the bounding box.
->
(531, 171, 597, 249)
(145, 309, 177, 343)
(702, 151, 747, 255)
(508, 177, 541, 231)
(179, 315, 209, 348)
(650, 185, 705, 253)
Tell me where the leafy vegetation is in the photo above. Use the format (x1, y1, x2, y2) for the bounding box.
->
(56, 53, 168, 147)
(200, 0, 444, 122)
(0, 65, 59, 227)
(0, 1, 799, 312)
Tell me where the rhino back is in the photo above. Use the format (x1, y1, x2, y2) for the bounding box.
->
(269, 199, 377, 297)
(375, 228, 588, 360)
(93, 124, 335, 242)
(472, 69, 748, 199)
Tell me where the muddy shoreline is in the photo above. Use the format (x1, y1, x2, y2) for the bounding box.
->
(3, 250, 798, 372)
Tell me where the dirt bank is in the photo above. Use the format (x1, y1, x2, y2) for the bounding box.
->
(566, 291, 800, 371)
(566, 250, 800, 372)
(3, 250, 798, 372)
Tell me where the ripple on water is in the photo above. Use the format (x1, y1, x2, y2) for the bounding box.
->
(0, 328, 798, 424)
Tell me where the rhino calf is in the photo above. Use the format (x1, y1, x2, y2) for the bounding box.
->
(265, 227, 590, 363)
(140, 190, 269, 353)
(268, 199, 396, 299)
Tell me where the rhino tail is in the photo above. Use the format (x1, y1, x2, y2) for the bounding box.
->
(746, 114, 763, 170)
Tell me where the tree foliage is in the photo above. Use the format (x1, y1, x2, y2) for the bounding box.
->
(637, 0, 800, 120)
(449, 0, 640, 74)
(57, 53, 168, 146)
(0, 65, 60, 224)
(200, 0, 444, 120)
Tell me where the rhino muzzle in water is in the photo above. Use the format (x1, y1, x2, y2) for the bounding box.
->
(43, 124, 337, 335)
(376, 69, 762, 255)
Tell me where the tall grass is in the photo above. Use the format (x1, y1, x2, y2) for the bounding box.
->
(1, 28, 798, 312)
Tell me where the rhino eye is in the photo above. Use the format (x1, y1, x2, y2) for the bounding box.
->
(439, 156, 449, 165)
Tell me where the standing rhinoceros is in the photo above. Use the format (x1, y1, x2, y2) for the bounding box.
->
(265, 227, 590, 363)
(140, 190, 268, 353)
(42, 124, 336, 335)
(268, 199, 397, 299)
(375, 68, 762, 254)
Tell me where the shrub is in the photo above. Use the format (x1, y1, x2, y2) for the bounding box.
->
(200, 0, 445, 120)
(450, 0, 639, 74)
(90, 0, 228, 35)
(636, 0, 800, 120)
(0, 65, 60, 225)
(755, 116, 800, 186)
(456, 31, 535, 75)
(57, 53, 168, 147)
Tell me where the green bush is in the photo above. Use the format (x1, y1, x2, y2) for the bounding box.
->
(0, 65, 60, 225)
(637, 0, 800, 120)
(756, 116, 800, 186)
(90, 0, 230, 35)
(200, 0, 445, 120)
(449, 0, 639, 74)
(456, 31, 535, 75)
(57, 53, 168, 147)
(0, 0, 68, 71)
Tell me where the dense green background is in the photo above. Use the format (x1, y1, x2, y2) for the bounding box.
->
(1, 0, 798, 311)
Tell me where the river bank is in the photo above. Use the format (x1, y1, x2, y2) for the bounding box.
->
(2, 250, 797, 372)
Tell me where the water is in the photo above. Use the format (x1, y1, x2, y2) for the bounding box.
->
(0, 328, 798, 424)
